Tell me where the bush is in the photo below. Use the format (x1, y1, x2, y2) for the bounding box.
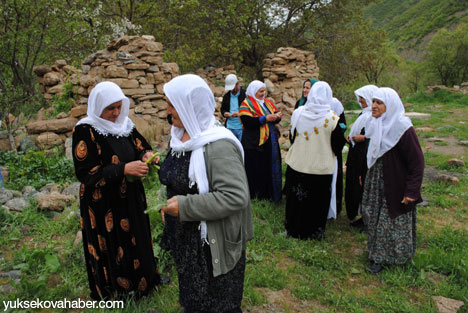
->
(0, 150, 75, 190)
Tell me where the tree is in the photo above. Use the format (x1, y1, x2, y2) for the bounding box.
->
(426, 20, 468, 86)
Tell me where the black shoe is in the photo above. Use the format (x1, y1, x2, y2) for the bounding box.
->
(350, 217, 364, 228)
(366, 262, 384, 274)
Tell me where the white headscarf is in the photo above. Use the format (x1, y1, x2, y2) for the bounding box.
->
(163, 74, 243, 243)
(331, 97, 344, 116)
(246, 80, 267, 106)
(366, 87, 412, 168)
(348, 85, 378, 146)
(290, 81, 334, 137)
(76, 81, 134, 137)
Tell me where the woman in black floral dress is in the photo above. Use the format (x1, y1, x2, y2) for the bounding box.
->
(72, 82, 161, 300)
(159, 74, 253, 313)
(361, 87, 424, 274)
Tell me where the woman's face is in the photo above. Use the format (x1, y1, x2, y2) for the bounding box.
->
(372, 99, 386, 118)
(166, 99, 184, 128)
(303, 81, 312, 98)
(255, 87, 266, 100)
(100, 100, 122, 123)
(359, 96, 367, 108)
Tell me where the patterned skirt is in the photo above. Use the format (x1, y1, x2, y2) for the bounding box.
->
(361, 158, 417, 265)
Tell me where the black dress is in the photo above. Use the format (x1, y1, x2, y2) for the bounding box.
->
(335, 112, 347, 215)
(72, 124, 161, 300)
(160, 150, 245, 313)
(284, 126, 345, 240)
(344, 125, 369, 221)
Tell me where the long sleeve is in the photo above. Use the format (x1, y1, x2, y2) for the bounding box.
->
(331, 125, 346, 156)
(398, 128, 424, 200)
(220, 93, 230, 117)
(72, 124, 125, 186)
(240, 115, 265, 129)
(178, 140, 250, 222)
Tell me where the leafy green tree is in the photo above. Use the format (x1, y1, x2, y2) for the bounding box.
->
(426, 20, 468, 86)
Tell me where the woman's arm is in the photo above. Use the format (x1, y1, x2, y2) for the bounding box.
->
(398, 128, 425, 201)
(177, 140, 250, 221)
(72, 125, 125, 186)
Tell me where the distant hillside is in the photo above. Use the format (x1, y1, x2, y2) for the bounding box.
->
(364, 0, 468, 60)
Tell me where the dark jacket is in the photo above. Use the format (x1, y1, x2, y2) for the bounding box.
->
(221, 88, 246, 126)
(382, 127, 424, 218)
(240, 113, 281, 150)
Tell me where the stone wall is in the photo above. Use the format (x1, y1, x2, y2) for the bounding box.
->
(29, 35, 180, 152)
(262, 47, 319, 118)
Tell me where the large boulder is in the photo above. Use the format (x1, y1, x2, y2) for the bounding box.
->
(18, 136, 38, 152)
(36, 132, 62, 149)
(43, 72, 61, 86)
(37, 192, 75, 212)
(26, 117, 78, 134)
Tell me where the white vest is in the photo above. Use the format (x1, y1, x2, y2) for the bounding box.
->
(285, 114, 338, 175)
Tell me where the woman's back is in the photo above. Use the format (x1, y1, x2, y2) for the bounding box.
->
(285, 111, 338, 175)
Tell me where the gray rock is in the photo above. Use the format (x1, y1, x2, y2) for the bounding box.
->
(82, 53, 96, 65)
(39, 183, 60, 193)
(4, 198, 27, 212)
(65, 138, 73, 160)
(0, 270, 22, 280)
(37, 192, 74, 211)
(0, 284, 17, 294)
(0, 189, 14, 204)
(437, 125, 457, 131)
(19, 136, 38, 152)
(22, 186, 37, 197)
(11, 190, 22, 198)
(405, 112, 431, 119)
(62, 182, 81, 198)
(459, 140, 468, 146)
(432, 296, 464, 313)
(74, 231, 82, 247)
(81, 64, 91, 74)
(31, 191, 47, 201)
(448, 159, 465, 167)
(436, 174, 459, 186)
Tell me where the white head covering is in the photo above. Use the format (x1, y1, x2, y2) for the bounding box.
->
(366, 87, 412, 168)
(76, 81, 134, 137)
(330, 97, 344, 116)
(246, 80, 266, 105)
(348, 85, 378, 146)
(163, 74, 243, 243)
(290, 81, 334, 137)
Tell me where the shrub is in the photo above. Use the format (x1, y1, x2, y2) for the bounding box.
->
(0, 150, 75, 190)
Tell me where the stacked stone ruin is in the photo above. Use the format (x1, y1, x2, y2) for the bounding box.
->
(262, 47, 319, 117)
(22, 36, 319, 156)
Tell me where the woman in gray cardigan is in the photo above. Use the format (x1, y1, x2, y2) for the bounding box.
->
(159, 74, 253, 313)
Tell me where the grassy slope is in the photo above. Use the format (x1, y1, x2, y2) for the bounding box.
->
(364, 0, 468, 55)
(0, 90, 468, 312)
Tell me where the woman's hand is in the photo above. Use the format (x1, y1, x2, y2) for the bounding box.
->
(142, 151, 160, 164)
(124, 161, 149, 177)
(401, 196, 416, 204)
(352, 135, 366, 143)
(161, 196, 179, 217)
(346, 135, 351, 143)
(266, 114, 279, 122)
(224, 112, 231, 118)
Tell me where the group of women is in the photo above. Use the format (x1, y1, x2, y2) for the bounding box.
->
(72, 72, 424, 312)
(283, 78, 424, 275)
